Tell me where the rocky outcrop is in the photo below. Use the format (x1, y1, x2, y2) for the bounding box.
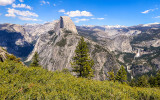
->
(0, 47, 8, 62)
(77, 24, 160, 78)
(60, 16, 78, 34)
(23, 21, 58, 41)
(77, 26, 134, 52)
(3, 16, 160, 79)
(130, 65, 152, 76)
(0, 24, 34, 58)
(0, 23, 32, 44)
(0, 20, 59, 58)
(26, 16, 119, 80)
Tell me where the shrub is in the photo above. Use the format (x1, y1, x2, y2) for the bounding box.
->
(56, 38, 67, 47)
(0, 60, 160, 99)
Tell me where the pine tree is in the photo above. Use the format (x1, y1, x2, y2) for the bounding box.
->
(107, 70, 115, 81)
(115, 65, 127, 83)
(156, 70, 160, 87)
(72, 37, 94, 78)
(148, 75, 157, 87)
(136, 75, 149, 87)
(129, 78, 136, 87)
(30, 52, 41, 67)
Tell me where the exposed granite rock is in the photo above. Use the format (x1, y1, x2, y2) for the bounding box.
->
(26, 16, 119, 80)
(0, 47, 8, 62)
(60, 16, 78, 34)
(152, 57, 160, 70)
(0, 24, 33, 58)
(130, 65, 152, 76)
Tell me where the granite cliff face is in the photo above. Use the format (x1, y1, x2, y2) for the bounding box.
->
(77, 23, 160, 78)
(26, 16, 119, 80)
(1, 16, 160, 79)
(60, 16, 78, 34)
(0, 21, 58, 58)
(0, 24, 34, 58)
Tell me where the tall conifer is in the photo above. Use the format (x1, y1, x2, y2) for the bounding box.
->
(30, 52, 41, 67)
(115, 65, 127, 83)
(72, 37, 94, 78)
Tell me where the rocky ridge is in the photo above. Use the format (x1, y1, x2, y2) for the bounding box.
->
(26, 16, 119, 80)
(1, 17, 160, 79)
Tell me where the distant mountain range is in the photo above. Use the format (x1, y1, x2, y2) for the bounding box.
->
(0, 17, 160, 80)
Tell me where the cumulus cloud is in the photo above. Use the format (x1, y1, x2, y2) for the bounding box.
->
(41, 0, 50, 5)
(65, 10, 93, 17)
(91, 18, 104, 20)
(0, 0, 15, 6)
(58, 9, 65, 13)
(19, 0, 23, 2)
(74, 18, 89, 23)
(53, 4, 56, 6)
(18, 16, 38, 21)
(5, 8, 38, 17)
(141, 8, 158, 14)
(12, 4, 32, 10)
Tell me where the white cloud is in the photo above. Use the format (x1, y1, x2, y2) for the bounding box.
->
(154, 16, 160, 18)
(12, 4, 32, 10)
(5, 8, 38, 17)
(74, 18, 89, 23)
(141, 9, 152, 14)
(19, 0, 23, 2)
(58, 9, 65, 13)
(0, 0, 15, 6)
(0, 13, 2, 16)
(97, 18, 104, 20)
(53, 4, 56, 6)
(65, 10, 93, 17)
(91, 18, 104, 20)
(141, 8, 158, 14)
(18, 16, 38, 21)
(41, 0, 50, 5)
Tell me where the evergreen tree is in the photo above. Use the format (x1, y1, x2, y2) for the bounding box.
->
(148, 75, 157, 87)
(129, 78, 136, 87)
(136, 75, 149, 87)
(156, 70, 160, 87)
(115, 65, 127, 83)
(107, 70, 115, 81)
(30, 52, 41, 67)
(72, 37, 94, 78)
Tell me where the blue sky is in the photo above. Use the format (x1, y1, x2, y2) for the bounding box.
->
(0, 0, 160, 26)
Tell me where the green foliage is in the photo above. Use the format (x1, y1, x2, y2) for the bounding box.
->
(48, 30, 55, 35)
(115, 65, 127, 83)
(6, 54, 22, 64)
(136, 75, 149, 87)
(0, 60, 160, 99)
(30, 52, 41, 67)
(107, 70, 115, 81)
(1, 47, 7, 52)
(148, 75, 158, 87)
(56, 38, 67, 47)
(72, 37, 94, 78)
(129, 78, 136, 87)
(156, 70, 160, 87)
(62, 68, 70, 74)
(129, 71, 160, 88)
